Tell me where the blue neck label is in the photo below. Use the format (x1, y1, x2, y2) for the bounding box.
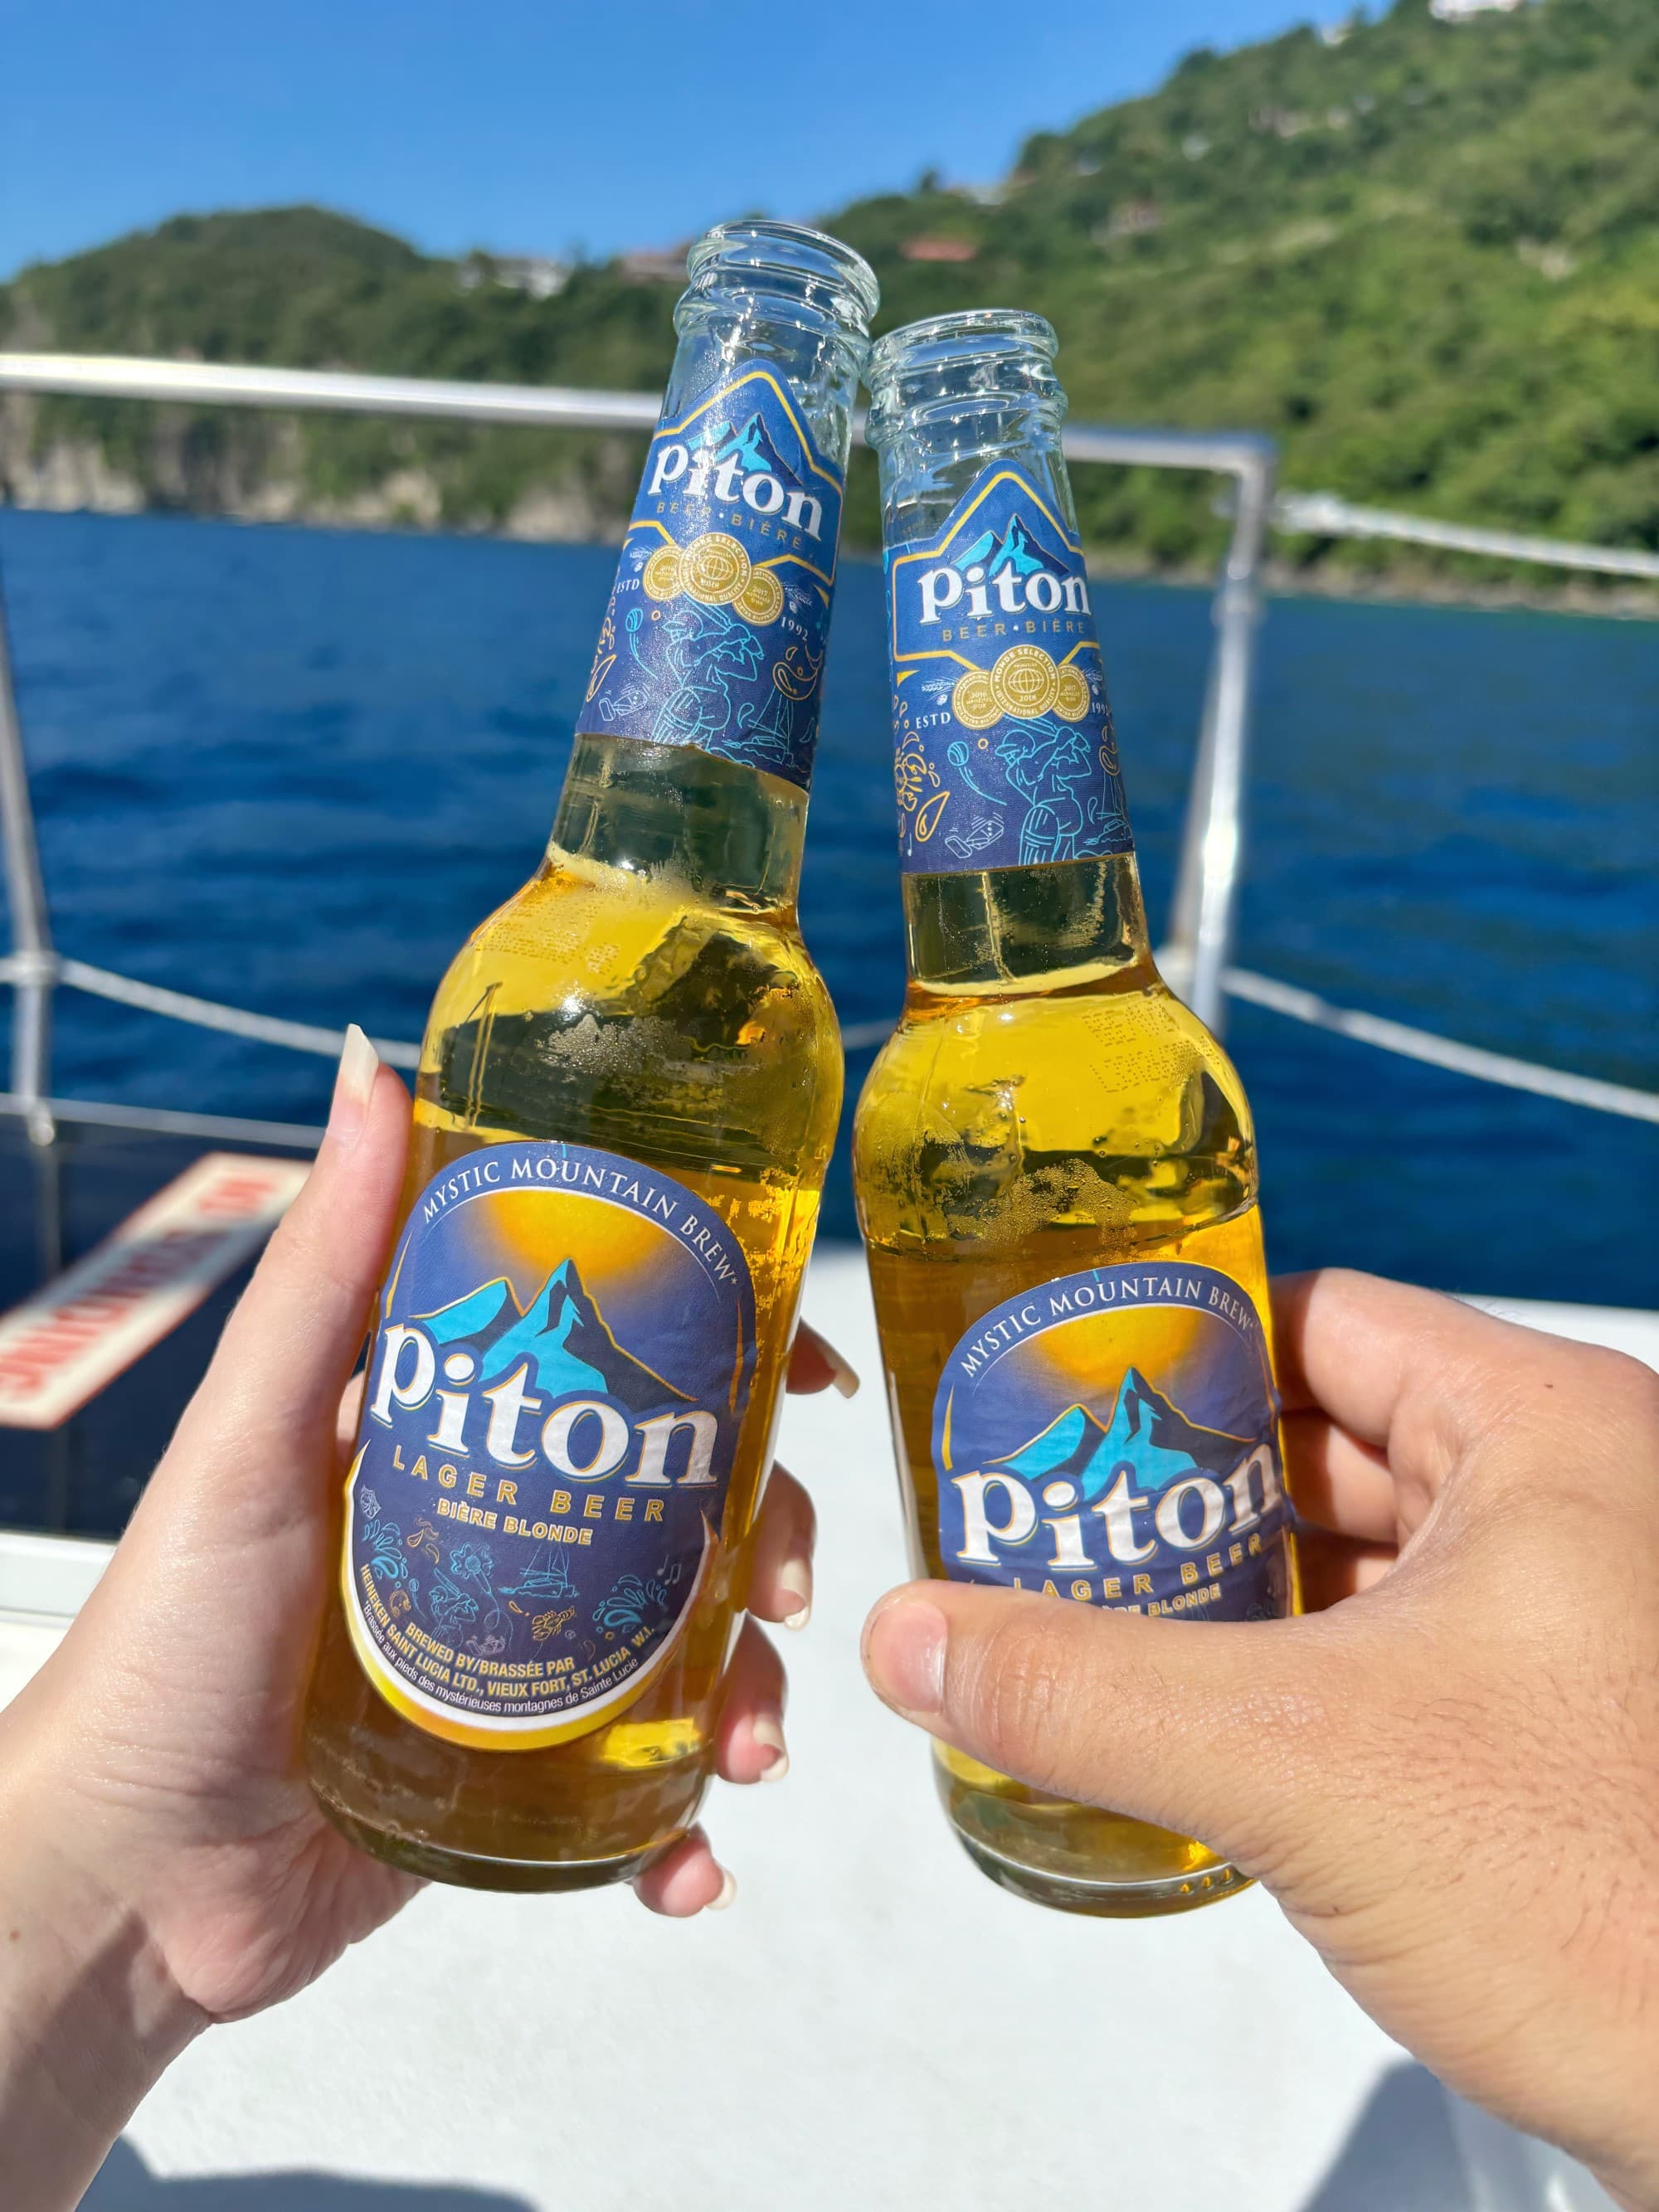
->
(578, 369, 845, 790)
(933, 1262, 1291, 1622)
(886, 466, 1132, 872)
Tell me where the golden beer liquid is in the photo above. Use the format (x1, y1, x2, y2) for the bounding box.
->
(854, 848, 1299, 1916)
(304, 733, 841, 1889)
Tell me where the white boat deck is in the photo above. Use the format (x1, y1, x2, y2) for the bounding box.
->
(4, 1253, 1648, 2212)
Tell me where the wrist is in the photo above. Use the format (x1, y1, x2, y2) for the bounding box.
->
(0, 1705, 205, 2209)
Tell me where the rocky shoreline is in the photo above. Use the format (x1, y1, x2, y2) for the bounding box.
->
(5, 420, 1653, 620)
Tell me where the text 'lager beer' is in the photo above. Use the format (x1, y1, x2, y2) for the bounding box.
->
(304, 222, 878, 1890)
(854, 309, 1298, 1917)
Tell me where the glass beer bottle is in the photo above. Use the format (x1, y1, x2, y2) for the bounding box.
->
(855, 309, 1298, 1918)
(304, 221, 878, 1890)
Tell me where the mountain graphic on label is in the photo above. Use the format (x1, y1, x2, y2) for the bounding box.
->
(992, 1369, 1253, 1501)
(953, 513, 1046, 579)
(416, 1259, 689, 1413)
(714, 411, 791, 481)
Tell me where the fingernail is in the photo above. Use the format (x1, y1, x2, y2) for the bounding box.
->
(800, 1323, 861, 1398)
(706, 1866, 737, 1912)
(824, 1345, 861, 1399)
(751, 1715, 790, 1782)
(780, 1557, 812, 1631)
(864, 1595, 946, 1718)
(328, 1024, 379, 1150)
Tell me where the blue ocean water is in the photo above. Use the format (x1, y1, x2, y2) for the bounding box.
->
(1, 508, 1654, 1305)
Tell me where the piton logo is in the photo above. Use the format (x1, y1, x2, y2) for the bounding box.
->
(645, 403, 825, 537)
(917, 506, 1090, 625)
(368, 1259, 721, 1487)
(416, 1259, 687, 1417)
(951, 513, 1045, 580)
(950, 1368, 1280, 1572)
(994, 1368, 1252, 1502)
(709, 412, 790, 481)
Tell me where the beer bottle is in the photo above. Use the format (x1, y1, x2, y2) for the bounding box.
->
(304, 221, 878, 1890)
(855, 309, 1297, 1917)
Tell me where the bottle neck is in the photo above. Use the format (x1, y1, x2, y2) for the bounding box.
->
(870, 312, 1146, 999)
(572, 226, 873, 832)
(902, 849, 1155, 999)
(549, 732, 805, 914)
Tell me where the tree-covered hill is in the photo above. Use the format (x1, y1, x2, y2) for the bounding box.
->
(3, 0, 1657, 590)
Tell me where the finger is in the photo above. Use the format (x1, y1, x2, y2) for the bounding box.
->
(172, 1031, 409, 1471)
(861, 1580, 1356, 1879)
(336, 1372, 367, 1466)
(1296, 1528, 1398, 1612)
(712, 1617, 789, 1785)
(634, 1827, 736, 1918)
(1269, 1270, 1551, 1484)
(1282, 1411, 1399, 1544)
(788, 1320, 859, 1398)
(747, 1465, 815, 1628)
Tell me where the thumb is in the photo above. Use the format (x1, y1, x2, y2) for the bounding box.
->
(861, 1581, 1355, 1881)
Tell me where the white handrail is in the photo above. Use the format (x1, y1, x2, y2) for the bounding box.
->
(1221, 967, 1659, 1124)
(2, 951, 1651, 1124)
(0, 352, 665, 434)
(1274, 490, 1659, 582)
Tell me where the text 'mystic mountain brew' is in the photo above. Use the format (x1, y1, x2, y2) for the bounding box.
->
(304, 222, 878, 1889)
(855, 309, 1298, 1917)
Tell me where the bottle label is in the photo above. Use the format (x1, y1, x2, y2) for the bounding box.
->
(932, 1263, 1290, 1621)
(343, 1140, 755, 1751)
(577, 369, 845, 790)
(885, 465, 1133, 873)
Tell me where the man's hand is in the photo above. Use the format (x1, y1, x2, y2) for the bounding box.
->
(863, 1271, 1659, 2209)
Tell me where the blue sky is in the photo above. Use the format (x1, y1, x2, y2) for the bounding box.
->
(1, 1, 1329, 280)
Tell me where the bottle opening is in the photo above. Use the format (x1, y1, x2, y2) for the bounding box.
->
(866, 309, 1063, 444)
(684, 221, 879, 339)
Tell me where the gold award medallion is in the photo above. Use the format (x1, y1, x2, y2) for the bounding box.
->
(1053, 662, 1092, 722)
(641, 544, 684, 602)
(990, 644, 1060, 720)
(951, 669, 1000, 730)
(682, 532, 752, 607)
(734, 566, 786, 625)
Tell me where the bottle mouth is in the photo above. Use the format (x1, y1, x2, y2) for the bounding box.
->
(865, 309, 1063, 442)
(868, 309, 1058, 391)
(684, 221, 879, 337)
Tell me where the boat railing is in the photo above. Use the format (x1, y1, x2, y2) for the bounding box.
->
(0, 349, 1653, 1155)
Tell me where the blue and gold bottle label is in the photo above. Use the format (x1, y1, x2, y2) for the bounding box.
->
(932, 1263, 1290, 1621)
(343, 1141, 755, 1750)
(886, 465, 1132, 873)
(578, 370, 846, 790)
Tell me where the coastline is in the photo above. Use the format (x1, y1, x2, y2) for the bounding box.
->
(1078, 544, 1659, 622)
(2, 466, 1654, 621)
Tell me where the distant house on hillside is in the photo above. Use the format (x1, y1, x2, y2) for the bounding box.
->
(1104, 199, 1163, 238)
(1429, 0, 1526, 18)
(457, 252, 568, 299)
(899, 236, 979, 264)
(617, 247, 691, 284)
(1253, 106, 1315, 139)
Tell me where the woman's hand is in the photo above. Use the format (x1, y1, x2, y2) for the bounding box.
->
(862, 1271, 1659, 2210)
(0, 1033, 853, 2209)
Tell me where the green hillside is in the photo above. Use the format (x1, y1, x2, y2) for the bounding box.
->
(4, 0, 1658, 587)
